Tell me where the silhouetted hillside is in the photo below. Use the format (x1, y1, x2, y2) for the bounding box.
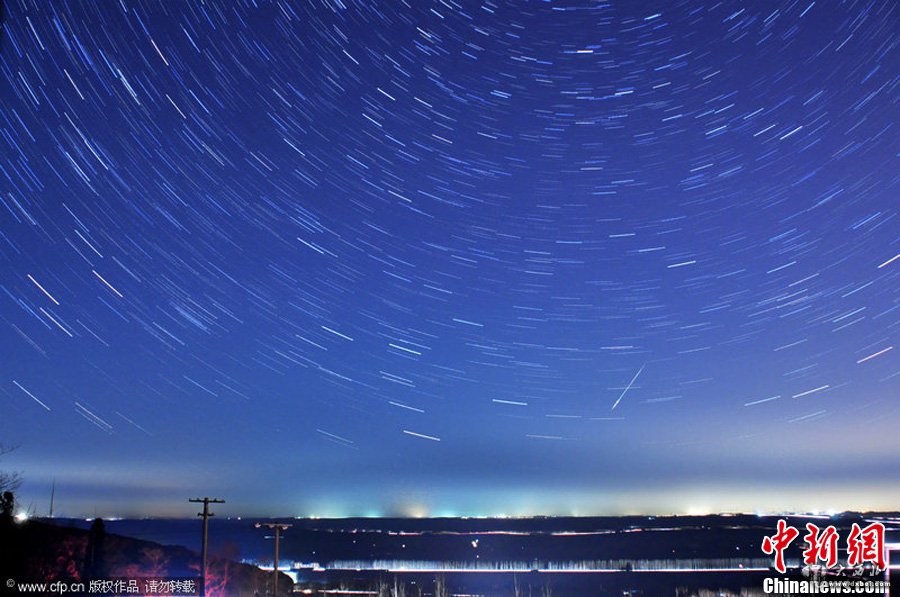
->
(0, 517, 291, 597)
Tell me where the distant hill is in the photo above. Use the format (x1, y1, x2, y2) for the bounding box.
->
(58, 511, 899, 563)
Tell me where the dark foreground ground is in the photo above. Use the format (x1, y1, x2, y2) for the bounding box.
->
(4, 512, 897, 596)
(0, 517, 292, 597)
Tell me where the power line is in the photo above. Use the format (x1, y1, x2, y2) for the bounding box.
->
(189, 497, 224, 596)
(256, 522, 292, 597)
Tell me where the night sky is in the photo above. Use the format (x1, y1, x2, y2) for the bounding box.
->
(1, 0, 897, 518)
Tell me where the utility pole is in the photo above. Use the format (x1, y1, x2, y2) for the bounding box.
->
(255, 522, 291, 597)
(189, 497, 225, 596)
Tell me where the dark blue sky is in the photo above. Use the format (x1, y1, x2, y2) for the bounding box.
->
(1, 0, 897, 518)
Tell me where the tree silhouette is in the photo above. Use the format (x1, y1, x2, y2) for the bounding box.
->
(84, 518, 108, 582)
(0, 443, 22, 495)
(0, 491, 14, 523)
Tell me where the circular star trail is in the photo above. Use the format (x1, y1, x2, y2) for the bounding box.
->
(0, 0, 897, 516)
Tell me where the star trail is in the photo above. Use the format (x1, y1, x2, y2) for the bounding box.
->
(0, 0, 897, 517)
